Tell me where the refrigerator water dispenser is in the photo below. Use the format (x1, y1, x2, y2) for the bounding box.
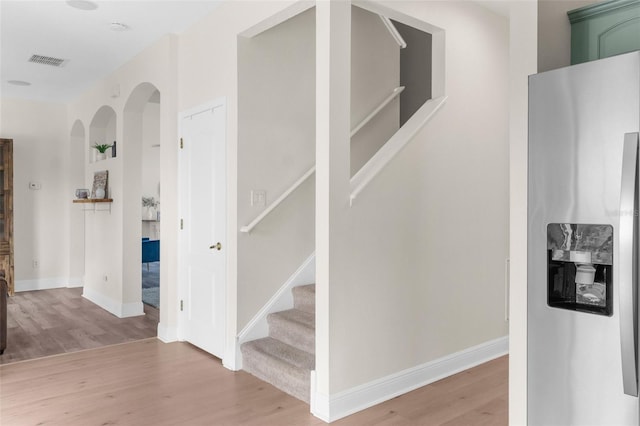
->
(547, 223, 613, 316)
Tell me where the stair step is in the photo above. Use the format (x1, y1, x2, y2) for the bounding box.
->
(292, 284, 315, 314)
(241, 337, 314, 403)
(268, 309, 315, 354)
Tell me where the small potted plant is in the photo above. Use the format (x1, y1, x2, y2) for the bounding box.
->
(93, 143, 112, 161)
(142, 196, 159, 220)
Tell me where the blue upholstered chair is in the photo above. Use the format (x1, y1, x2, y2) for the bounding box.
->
(142, 239, 160, 270)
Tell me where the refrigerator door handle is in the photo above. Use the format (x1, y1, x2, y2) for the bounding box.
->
(620, 132, 639, 397)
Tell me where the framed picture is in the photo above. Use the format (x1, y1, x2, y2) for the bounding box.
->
(91, 170, 108, 199)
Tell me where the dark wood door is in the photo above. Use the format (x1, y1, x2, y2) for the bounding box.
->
(0, 139, 14, 295)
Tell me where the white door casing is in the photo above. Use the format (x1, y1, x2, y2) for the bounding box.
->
(178, 99, 227, 359)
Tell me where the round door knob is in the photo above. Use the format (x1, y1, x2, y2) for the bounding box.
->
(210, 242, 222, 251)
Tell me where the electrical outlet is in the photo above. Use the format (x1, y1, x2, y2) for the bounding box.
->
(250, 190, 266, 207)
(29, 182, 42, 190)
(32, 260, 38, 269)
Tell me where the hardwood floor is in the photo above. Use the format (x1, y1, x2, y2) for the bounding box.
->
(0, 338, 507, 425)
(0, 287, 158, 364)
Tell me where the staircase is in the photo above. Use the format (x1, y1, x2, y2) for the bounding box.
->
(241, 284, 315, 403)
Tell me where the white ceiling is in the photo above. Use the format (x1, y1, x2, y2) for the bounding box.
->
(0, 0, 222, 103)
(1, 0, 514, 104)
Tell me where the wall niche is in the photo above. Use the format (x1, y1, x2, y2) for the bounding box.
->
(89, 105, 117, 164)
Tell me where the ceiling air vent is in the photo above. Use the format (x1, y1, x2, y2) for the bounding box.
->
(28, 54, 68, 67)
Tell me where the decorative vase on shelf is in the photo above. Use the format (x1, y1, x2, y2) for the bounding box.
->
(145, 206, 156, 220)
(95, 187, 106, 199)
(96, 152, 106, 161)
(142, 196, 158, 220)
(75, 188, 89, 199)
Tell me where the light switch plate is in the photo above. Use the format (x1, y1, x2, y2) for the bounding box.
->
(251, 190, 266, 207)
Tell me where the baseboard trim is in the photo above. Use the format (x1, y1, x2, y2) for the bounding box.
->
(311, 336, 509, 423)
(15, 277, 69, 292)
(82, 287, 144, 318)
(223, 355, 239, 371)
(68, 277, 84, 288)
(157, 323, 178, 343)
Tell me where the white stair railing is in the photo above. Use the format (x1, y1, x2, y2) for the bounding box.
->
(350, 86, 405, 138)
(350, 95, 448, 205)
(241, 11, 406, 232)
(241, 85, 404, 233)
(240, 166, 316, 233)
(379, 15, 406, 49)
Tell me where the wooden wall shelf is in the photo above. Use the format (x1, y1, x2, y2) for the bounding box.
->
(73, 199, 113, 204)
(73, 198, 113, 212)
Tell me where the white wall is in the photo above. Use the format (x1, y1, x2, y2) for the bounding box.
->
(315, 0, 352, 403)
(178, 0, 307, 365)
(509, 2, 538, 424)
(318, 0, 510, 397)
(84, 104, 123, 312)
(538, 0, 598, 72)
(0, 98, 70, 289)
(66, 34, 178, 324)
(237, 7, 316, 330)
(69, 120, 85, 284)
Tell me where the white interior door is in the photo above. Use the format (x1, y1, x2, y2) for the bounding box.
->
(178, 100, 226, 359)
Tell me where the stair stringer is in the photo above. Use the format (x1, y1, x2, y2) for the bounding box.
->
(235, 252, 315, 369)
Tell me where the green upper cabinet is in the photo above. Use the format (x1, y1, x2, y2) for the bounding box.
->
(568, 0, 640, 64)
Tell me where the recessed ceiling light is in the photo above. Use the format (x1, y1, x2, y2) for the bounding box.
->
(8, 80, 31, 86)
(66, 1, 98, 11)
(110, 22, 130, 32)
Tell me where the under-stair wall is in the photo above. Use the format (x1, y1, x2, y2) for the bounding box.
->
(236, 253, 315, 368)
(237, 8, 316, 331)
(315, 1, 510, 421)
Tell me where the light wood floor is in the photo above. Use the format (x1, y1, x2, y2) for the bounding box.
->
(0, 287, 158, 364)
(0, 338, 507, 425)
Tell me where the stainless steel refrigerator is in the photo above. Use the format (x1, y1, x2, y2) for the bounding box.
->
(528, 51, 640, 425)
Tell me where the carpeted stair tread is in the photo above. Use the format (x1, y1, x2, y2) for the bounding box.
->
(242, 336, 315, 370)
(241, 337, 313, 403)
(269, 308, 315, 329)
(241, 283, 316, 404)
(292, 284, 315, 314)
(267, 309, 315, 354)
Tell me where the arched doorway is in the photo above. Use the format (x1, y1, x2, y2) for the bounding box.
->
(123, 83, 161, 316)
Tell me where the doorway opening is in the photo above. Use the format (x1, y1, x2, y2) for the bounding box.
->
(124, 83, 161, 314)
(140, 90, 161, 309)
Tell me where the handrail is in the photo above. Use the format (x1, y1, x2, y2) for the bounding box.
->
(350, 95, 447, 205)
(379, 15, 406, 49)
(350, 86, 405, 138)
(240, 166, 316, 233)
